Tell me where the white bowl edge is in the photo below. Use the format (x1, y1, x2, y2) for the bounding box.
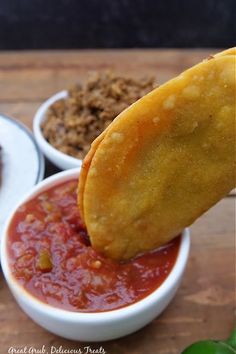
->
(33, 91, 82, 170)
(0, 167, 190, 341)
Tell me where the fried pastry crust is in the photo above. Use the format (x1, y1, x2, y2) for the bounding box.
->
(80, 50, 236, 260)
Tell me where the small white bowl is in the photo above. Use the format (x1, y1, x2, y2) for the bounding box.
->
(1, 168, 190, 341)
(33, 91, 82, 170)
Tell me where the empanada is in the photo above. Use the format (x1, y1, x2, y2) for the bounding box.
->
(79, 50, 236, 260)
(78, 132, 105, 221)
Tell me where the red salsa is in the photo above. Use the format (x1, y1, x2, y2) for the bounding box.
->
(8, 179, 180, 312)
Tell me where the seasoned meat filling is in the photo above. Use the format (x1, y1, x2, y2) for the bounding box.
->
(42, 71, 155, 159)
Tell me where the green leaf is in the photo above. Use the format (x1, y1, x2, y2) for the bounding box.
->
(181, 340, 236, 354)
(226, 327, 236, 349)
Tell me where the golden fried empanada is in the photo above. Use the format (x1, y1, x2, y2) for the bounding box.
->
(215, 47, 236, 57)
(80, 51, 236, 260)
(78, 132, 105, 221)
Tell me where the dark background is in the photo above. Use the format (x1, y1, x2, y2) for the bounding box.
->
(0, 0, 235, 50)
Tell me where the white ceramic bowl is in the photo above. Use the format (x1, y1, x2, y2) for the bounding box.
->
(1, 168, 190, 341)
(33, 91, 82, 170)
(0, 114, 45, 233)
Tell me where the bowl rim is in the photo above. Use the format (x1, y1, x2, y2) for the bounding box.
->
(1, 167, 190, 323)
(33, 90, 82, 167)
(0, 113, 45, 185)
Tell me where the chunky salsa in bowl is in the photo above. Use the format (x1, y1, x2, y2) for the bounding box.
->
(1, 168, 190, 341)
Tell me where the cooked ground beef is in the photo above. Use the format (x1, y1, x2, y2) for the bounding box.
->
(41, 71, 156, 159)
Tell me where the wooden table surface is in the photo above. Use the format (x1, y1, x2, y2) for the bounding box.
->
(0, 49, 235, 354)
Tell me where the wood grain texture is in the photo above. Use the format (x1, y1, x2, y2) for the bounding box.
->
(0, 49, 213, 102)
(0, 49, 235, 354)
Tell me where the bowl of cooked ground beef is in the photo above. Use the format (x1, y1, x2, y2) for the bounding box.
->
(33, 71, 156, 170)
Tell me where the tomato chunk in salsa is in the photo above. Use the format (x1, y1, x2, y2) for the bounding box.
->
(8, 179, 180, 312)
